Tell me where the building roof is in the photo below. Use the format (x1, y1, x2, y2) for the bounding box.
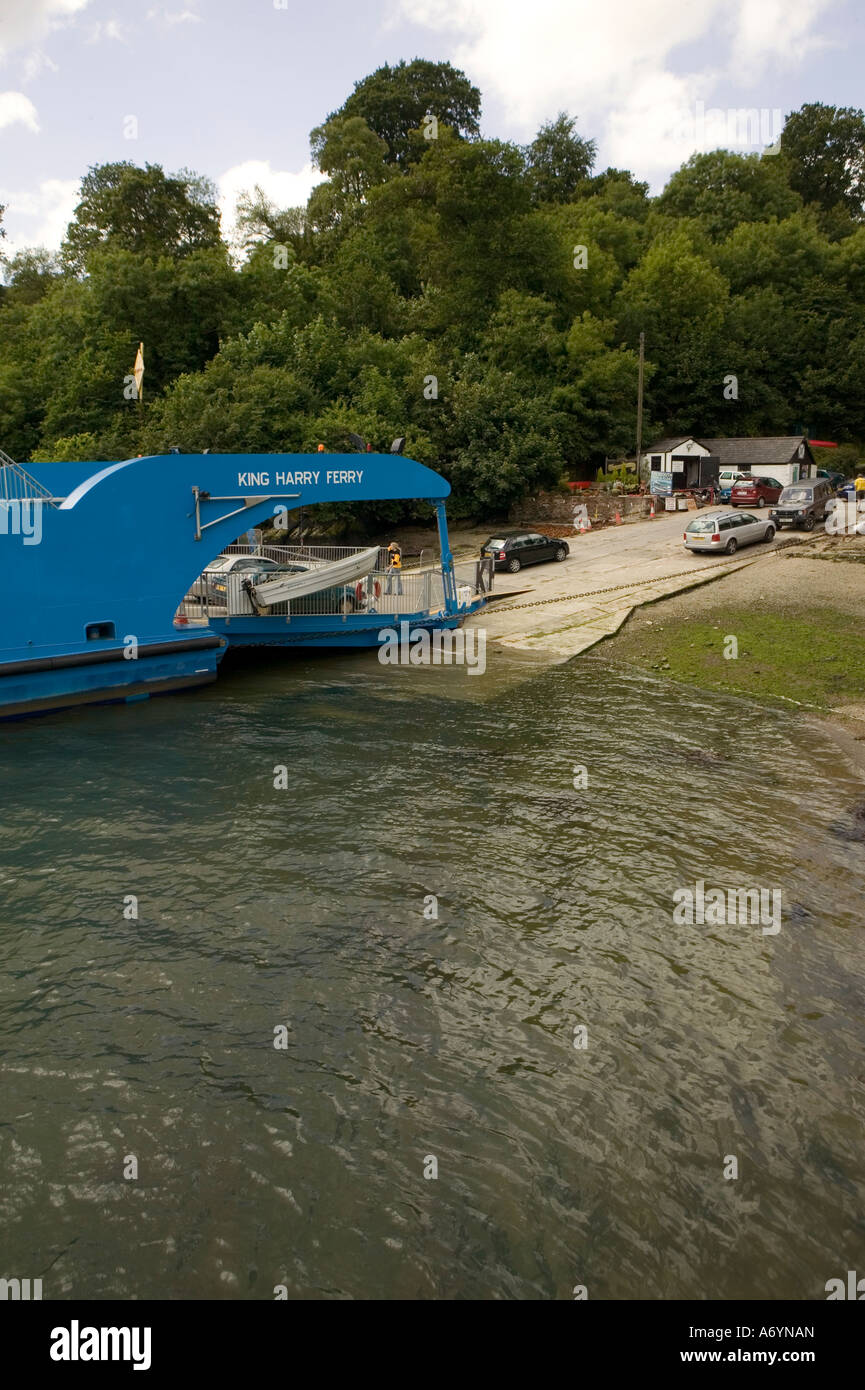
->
(701, 437, 813, 465)
(645, 435, 814, 465)
(645, 437, 696, 454)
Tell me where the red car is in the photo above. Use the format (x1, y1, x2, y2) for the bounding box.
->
(730, 475, 784, 508)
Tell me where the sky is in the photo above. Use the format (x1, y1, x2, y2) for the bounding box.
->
(0, 0, 863, 256)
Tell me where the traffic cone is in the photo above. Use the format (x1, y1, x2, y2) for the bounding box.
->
(614, 509, 622, 525)
(579, 515, 586, 534)
(649, 500, 655, 519)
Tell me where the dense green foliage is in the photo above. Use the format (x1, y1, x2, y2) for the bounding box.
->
(1, 68, 863, 520)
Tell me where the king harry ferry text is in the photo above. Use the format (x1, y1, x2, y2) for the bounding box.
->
(235, 469, 364, 488)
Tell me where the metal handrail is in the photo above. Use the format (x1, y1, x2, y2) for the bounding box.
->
(0, 448, 59, 507)
(181, 558, 489, 622)
(220, 541, 433, 571)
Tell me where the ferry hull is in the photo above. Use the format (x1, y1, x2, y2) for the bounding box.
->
(208, 604, 482, 649)
(0, 635, 225, 719)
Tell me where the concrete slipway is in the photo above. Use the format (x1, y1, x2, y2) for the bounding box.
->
(461, 511, 799, 662)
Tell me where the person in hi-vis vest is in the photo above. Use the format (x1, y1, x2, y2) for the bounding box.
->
(385, 541, 403, 595)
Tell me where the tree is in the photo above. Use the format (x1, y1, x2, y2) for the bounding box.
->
(781, 103, 865, 222)
(309, 116, 390, 201)
(524, 113, 596, 204)
(328, 59, 481, 168)
(0, 248, 62, 304)
(368, 131, 530, 331)
(440, 358, 565, 512)
(483, 291, 565, 377)
(554, 314, 645, 467)
(62, 162, 222, 271)
(582, 168, 651, 221)
(234, 188, 315, 262)
(657, 150, 801, 240)
(616, 229, 730, 428)
(712, 212, 832, 300)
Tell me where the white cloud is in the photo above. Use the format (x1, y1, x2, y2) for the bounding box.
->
(0, 92, 40, 132)
(86, 19, 126, 44)
(0, 0, 92, 61)
(0, 177, 79, 253)
(390, 0, 839, 187)
(146, 6, 202, 25)
(217, 159, 319, 247)
(730, 0, 834, 80)
(21, 50, 59, 84)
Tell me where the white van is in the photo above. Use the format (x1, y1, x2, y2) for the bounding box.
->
(718, 469, 749, 501)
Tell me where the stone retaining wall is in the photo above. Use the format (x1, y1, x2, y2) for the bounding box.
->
(510, 489, 654, 527)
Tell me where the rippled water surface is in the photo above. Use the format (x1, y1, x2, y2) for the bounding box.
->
(1, 650, 864, 1300)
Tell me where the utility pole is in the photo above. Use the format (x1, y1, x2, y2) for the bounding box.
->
(635, 330, 645, 482)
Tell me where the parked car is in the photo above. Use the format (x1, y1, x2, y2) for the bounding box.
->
(816, 468, 847, 490)
(718, 469, 749, 501)
(770, 477, 833, 530)
(684, 511, 775, 555)
(827, 480, 865, 514)
(250, 563, 359, 613)
(190, 554, 284, 603)
(480, 531, 570, 573)
(730, 475, 784, 508)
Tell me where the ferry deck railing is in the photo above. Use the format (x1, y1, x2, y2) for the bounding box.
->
(180, 557, 492, 623)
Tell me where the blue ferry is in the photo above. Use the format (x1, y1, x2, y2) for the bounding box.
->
(0, 449, 488, 719)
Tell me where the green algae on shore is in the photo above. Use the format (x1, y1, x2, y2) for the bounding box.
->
(603, 605, 865, 713)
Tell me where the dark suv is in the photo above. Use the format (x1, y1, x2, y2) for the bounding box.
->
(480, 531, 570, 573)
(770, 477, 833, 530)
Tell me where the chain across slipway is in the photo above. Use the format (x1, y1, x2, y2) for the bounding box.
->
(486, 534, 813, 615)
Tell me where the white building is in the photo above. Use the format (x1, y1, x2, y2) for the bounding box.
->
(642, 435, 817, 490)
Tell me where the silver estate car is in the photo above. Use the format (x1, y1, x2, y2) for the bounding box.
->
(684, 510, 775, 555)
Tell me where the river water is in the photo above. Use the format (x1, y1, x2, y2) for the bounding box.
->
(1, 649, 863, 1300)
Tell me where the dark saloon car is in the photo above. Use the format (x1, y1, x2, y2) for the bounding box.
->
(481, 531, 570, 573)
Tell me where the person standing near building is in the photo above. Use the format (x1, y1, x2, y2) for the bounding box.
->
(385, 541, 403, 596)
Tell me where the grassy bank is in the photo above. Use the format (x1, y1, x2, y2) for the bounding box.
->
(602, 547, 865, 716)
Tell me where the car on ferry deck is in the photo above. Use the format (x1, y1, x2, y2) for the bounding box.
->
(197, 553, 285, 605)
(252, 562, 360, 613)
